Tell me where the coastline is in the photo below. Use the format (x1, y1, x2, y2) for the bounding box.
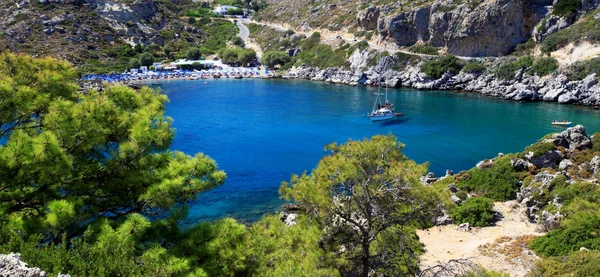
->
(283, 64, 600, 108)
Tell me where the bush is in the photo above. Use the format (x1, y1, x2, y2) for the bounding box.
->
(531, 212, 600, 257)
(530, 250, 600, 277)
(592, 132, 600, 152)
(187, 47, 202, 60)
(261, 51, 290, 67)
(456, 155, 521, 201)
(410, 44, 439, 55)
(531, 57, 559, 76)
(421, 55, 461, 79)
(553, 0, 580, 17)
(139, 52, 154, 66)
(525, 141, 556, 158)
(462, 61, 487, 74)
(451, 197, 495, 227)
(495, 57, 533, 80)
(566, 57, 600, 80)
(129, 58, 141, 69)
(391, 52, 421, 71)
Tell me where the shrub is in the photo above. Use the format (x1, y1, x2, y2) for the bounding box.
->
(553, 0, 580, 17)
(495, 56, 533, 80)
(530, 250, 600, 277)
(456, 190, 469, 201)
(525, 141, 556, 158)
(410, 44, 439, 55)
(139, 52, 154, 66)
(531, 212, 600, 257)
(129, 58, 141, 69)
(462, 61, 487, 74)
(391, 52, 421, 71)
(566, 57, 600, 80)
(532, 57, 559, 76)
(456, 155, 521, 201)
(592, 132, 600, 152)
(421, 55, 461, 79)
(451, 197, 495, 227)
(261, 51, 290, 67)
(187, 47, 202, 60)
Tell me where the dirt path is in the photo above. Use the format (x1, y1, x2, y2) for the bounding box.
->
(418, 201, 544, 276)
(248, 20, 474, 61)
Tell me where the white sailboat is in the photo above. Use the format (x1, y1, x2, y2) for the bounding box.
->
(369, 37, 399, 122)
(369, 84, 395, 122)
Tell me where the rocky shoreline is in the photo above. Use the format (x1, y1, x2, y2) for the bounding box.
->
(284, 56, 600, 107)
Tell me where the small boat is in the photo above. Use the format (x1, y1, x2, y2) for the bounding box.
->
(234, 75, 243, 79)
(552, 121, 572, 126)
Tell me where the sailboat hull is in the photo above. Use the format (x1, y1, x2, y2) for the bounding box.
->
(370, 113, 395, 122)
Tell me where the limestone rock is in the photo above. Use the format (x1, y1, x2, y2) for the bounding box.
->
(357, 6, 380, 30)
(476, 159, 495, 169)
(457, 223, 471, 232)
(0, 253, 47, 277)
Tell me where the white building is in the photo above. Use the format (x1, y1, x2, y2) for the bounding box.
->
(212, 5, 237, 15)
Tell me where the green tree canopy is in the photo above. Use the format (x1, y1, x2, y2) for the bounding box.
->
(218, 48, 240, 65)
(0, 52, 226, 240)
(129, 58, 141, 69)
(187, 47, 203, 60)
(139, 52, 155, 66)
(261, 51, 290, 67)
(238, 48, 256, 66)
(280, 135, 445, 276)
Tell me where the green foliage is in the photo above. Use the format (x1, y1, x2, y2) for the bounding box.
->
(280, 135, 445, 276)
(238, 48, 257, 66)
(526, 141, 556, 158)
(347, 40, 370, 55)
(451, 197, 495, 227)
(541, 11, 600, 53)
(187, 47, 203, 60)
(592, 132, 600, 152)
(566, 57, 600, 80)
(552, 0, 580, 17)
(129, 58, 141, 69)
(456, 155, 521, 201)
(139, 52, 155, 66)
(531, 57, 559, 77)
(461, 267, 510, 277)
(391, 52, 422, 71)
(531, 212, 600, 257)
(410, 44, 440, 55)
(422, 55, 462, 79)
(0, 52, 226, 240)
(496, 57, 533, 80)
(462, 61, 487, 74)
(530, 250, 600, 277)
(261, 51, 290, 67)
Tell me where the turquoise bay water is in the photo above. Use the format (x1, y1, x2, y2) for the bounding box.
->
(156, 79, 600, 226)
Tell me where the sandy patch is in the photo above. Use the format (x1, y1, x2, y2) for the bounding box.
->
(418, 201, 544, 276)
(552, 41, 600, 65)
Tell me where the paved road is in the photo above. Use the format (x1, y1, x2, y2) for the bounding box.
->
(236, 19, 250, 42)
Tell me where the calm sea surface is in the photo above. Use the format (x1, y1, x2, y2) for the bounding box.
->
(153, 79, 600, 226)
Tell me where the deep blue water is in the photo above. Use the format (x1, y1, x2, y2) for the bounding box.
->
(155, 79, 600, 226)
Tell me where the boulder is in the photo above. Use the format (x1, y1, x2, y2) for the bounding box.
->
(357, 6, 380, 30)
(544, 125, 592, 151)
(420, 172, 438, 185)
(526, 150, 564, 169)
(457, 223, 471, 232)
(558, 159, 574, 170)
(591, 156, 600, 174)
(451, 194, 462, 204)
(476, 159, 495, 169)
(435, 213, 453, 226)
(0, 253, 47, 277)
(512, 158, 531, 171)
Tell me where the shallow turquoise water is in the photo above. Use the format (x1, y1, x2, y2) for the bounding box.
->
(156, 79, 600, 226)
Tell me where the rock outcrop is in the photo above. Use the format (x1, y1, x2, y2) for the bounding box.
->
(285, 51, 600, 106)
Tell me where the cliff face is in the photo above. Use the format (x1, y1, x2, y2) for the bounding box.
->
(258, 0, 600, 57)
(377, 0, 551, 57)
(0, 0, 203, 64)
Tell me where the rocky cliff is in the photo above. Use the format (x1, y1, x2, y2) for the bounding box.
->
(285, 52, 600, 106)
(259, 0, 600, 57)
(0, 0, 205, 65)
